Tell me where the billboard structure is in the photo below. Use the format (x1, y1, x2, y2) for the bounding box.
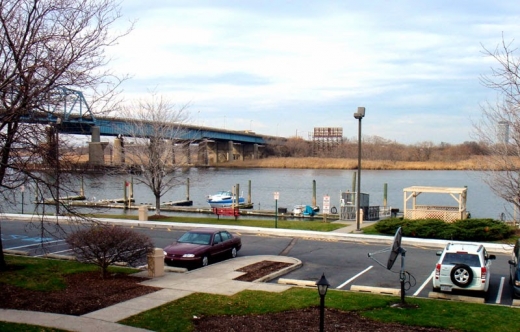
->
(313, 127, 343, 153)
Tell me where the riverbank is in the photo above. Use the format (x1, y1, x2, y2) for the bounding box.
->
(223, 156, 492, 170)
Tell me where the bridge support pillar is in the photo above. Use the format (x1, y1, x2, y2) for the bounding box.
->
(186, 143, 191, 164)
(113, 136, 125, 165)
(201, 140, 216, 165)
(88, 126, 108, 165)
(226, 141, 243, 161)
(228, 141, 233, 161)
(242, 143, 258, 160)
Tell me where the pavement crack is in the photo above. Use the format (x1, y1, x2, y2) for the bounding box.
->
(279, 238, 297, 256)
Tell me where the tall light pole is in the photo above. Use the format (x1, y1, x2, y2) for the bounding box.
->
(353, 107, 365, 232)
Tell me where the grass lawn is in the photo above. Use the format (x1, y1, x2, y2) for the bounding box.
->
(90, 213, 347, 232)
(0, 255, 139, 291)
(120, 288, 520, 332)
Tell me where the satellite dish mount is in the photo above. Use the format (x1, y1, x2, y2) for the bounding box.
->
(368, 227, 407, 304)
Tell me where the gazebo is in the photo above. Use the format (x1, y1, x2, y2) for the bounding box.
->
(403, 186, 468, 222)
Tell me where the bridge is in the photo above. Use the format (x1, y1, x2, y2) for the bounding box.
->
(11, 88, 270, 166)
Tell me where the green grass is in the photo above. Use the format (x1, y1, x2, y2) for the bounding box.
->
(90, 214, 346, 232)
(120, 288, 520, 332)
(0, 255, 140, 291)
(0, 322, 67, 332)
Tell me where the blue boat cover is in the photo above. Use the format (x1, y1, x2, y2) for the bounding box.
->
(303, 205, 315, 216)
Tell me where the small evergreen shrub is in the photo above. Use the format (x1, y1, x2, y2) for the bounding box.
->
(375, 217, 514, 241)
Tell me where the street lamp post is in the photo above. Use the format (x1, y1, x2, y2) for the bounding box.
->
(353, 107, 365, 232)
(316, 273, 330, 332)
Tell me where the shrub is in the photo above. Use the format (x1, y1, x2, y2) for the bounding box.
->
(66, 225, 154, 278)
(375, 217, 514, 241)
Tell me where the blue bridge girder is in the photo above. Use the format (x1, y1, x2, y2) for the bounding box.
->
(94, 116, 266, 144)
(8, 86, 267, 145)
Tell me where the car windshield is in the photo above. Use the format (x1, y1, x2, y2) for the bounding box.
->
(442, 253, 481, 267)
(177, 232, 211, 245)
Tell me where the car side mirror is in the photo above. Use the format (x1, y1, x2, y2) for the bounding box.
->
(436, 251, 442, 256)
(509, 259, 516, 265)
(489, 254, 496, 260)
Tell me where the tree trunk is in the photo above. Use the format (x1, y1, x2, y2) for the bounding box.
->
(155, 194, 161, 215)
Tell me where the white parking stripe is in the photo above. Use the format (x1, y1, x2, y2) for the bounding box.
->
(414, 270, 435, 297)
(34, 249, 74, 257)
(495, 277, 505, 304)
(336, 266, 373, 289)
(7, 240, 65, 250)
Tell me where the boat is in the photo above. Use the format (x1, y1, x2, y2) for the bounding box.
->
(207, 190, 245, 208)
(292, 205, 319, 216)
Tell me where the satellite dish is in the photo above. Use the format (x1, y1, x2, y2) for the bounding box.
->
(386, 227, 402, 270)
(367, 226, 408, 306)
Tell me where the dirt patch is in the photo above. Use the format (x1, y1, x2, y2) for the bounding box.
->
(234, 260, 293, 281)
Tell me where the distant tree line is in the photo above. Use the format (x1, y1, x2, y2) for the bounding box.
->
(263, 136, 488, 162)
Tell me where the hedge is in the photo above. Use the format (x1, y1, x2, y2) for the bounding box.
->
(374, 218, 514, 241)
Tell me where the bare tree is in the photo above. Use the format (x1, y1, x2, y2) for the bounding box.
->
(119, 93, 190, 215)
(66, 225, 154, 278)
(474, 36, 520, 210)
(0, 0, 131, 270)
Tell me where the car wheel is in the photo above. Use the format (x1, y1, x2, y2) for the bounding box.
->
(230, 247, 237, 258)
(450, 264, 473, 287)
(201, 255, 209, 267)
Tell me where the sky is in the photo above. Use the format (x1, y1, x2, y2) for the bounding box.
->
(104, 0, 520, 144)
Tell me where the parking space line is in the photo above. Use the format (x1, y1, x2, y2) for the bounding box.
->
(495, 277, 505, 304)
(34, 248, 74, 257)
(336, 266, 373, 289)
(414, 270, 435, 297)
(7, 239, 65, 250)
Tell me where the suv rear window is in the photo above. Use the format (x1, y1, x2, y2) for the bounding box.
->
(442, 253, 480, 267)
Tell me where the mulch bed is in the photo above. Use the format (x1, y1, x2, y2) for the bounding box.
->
(0, 271, 161, 316)
(193, 306, 456, 332)
(234, 260, 293, 281)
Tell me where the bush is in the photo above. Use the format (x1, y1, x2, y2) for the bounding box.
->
(375, 217, 514, 241)
(66, 225, 154, 278)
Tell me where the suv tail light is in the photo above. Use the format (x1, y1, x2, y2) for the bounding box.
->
(481, 267, 487, 283)
(435, 263, 441, 279)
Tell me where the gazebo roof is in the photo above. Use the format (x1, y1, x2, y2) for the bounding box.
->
(403, 186, 467, 194)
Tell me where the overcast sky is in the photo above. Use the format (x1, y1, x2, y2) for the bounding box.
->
(106, 0, 520, 144)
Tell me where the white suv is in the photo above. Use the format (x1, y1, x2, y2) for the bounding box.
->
(432, 242, 496, 293)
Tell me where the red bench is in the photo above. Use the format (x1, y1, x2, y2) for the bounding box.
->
(213, 207, 240, 220)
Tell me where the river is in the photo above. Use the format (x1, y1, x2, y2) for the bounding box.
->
(11, 168, 514, 220)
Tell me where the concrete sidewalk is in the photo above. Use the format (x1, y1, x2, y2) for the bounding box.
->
(0, 255, 302, 332)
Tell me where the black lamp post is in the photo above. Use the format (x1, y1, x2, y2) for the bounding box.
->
(353, 107, 365, 232)
(316, 273, 330, 332)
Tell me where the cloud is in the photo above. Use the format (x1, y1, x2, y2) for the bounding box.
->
(105, 0, 520, 144)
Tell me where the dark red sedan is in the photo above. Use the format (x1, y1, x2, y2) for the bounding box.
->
(163, 228, 242, 268)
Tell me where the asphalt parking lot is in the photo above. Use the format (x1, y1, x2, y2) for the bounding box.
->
(2, 217, 517, 306)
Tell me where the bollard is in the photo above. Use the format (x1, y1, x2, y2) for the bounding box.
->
(147, 248, 165, 278)
(139, 205, 149, 221)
